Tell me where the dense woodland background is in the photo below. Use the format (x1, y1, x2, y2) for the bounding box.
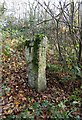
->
(0, 0, 82, 119)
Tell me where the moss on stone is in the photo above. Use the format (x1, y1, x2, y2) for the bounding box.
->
(33, 34, 45, 71)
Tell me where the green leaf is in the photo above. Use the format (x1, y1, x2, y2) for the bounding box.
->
(58, 102, 66, 109)
(42, 100, 49, 107)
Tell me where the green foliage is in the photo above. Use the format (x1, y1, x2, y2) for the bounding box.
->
(3, 44, 11, 57)
(17, 37, 31, 50)
(4, 98, 81, 119)
(47, 102, 73, 119)
(71, 65, 82, 79)
(42, 100, 49, 107)
(0, 2, 6, 17)
(3, 115, 16, 120)
(47, 63, 63, 72)
(69, 88, 81, 102)
(2, 80, 11, 95)
(19, 108, 34, 119)
(32, 102, 41, 116)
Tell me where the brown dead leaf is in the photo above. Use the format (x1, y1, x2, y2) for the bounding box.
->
(14, 100, 20, 105)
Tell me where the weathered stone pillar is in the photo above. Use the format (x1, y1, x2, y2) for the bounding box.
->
(25, 35, 48, 92)
(25, 42, 36, 88)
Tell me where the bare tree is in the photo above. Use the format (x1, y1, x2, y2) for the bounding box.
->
(78, 1, 82, 64)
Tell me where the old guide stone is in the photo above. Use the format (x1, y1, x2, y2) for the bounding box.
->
(25, 36, 48, 92)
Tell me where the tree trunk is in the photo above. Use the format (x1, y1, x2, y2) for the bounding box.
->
(56, 19, 63, 61)
(78, 2, 82, 64)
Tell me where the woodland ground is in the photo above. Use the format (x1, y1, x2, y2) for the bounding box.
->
(1, 39, 82, 119)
